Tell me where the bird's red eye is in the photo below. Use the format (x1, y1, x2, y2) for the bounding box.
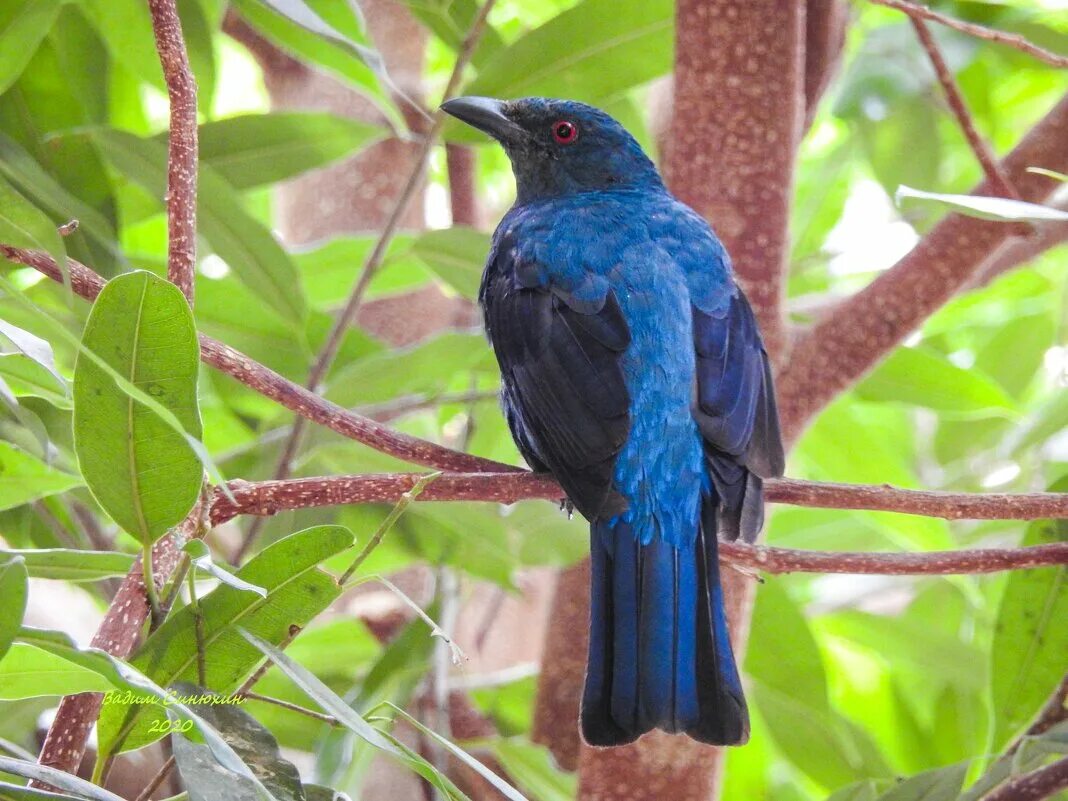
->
(552, 120, 578, 144)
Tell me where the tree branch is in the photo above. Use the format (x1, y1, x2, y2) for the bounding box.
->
(982, 756, 1068, 801)
(148, 0, 198, 304)
(870, 0, 1068, 69)
(2, 246, 512, 475)
(776, 92, 1068, 441)
(31, 497, 206, 784)
(208, 472, 1068, 526)
(908, 15, 1018, 198)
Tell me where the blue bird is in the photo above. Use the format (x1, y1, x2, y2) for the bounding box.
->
(442, 96, 784, 746)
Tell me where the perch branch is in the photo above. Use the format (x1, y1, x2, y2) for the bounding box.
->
(207, 473, 1068, 574)
(237, 0, 499, 562)
(908, 15, 1018, 197)
(209, 473, 1068, 526)
(870, 0, 1068, 69)
(8, 244, 1068, 530)
(148, 0, 198, 304)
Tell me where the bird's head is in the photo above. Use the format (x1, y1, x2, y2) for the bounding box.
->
(442, 96, 663, 203)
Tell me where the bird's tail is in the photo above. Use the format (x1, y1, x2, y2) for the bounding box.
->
(581, 495, 748, 746)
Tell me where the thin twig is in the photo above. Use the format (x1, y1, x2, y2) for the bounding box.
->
(982, 755, 1068, 801)
(235, 0, 501, 563)
(148, 0, 198, 304)
(1008, 672, 1068, 755)
(870, 0, 1068, 69)
(134, 755, 175, 801)
(188, 569, 206, 687)
(236, 624, 302, 696)
(909, 16, 1019, 198)
(242, 692, 339, 726)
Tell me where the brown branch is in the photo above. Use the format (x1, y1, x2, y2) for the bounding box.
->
(909, 16, 1018, 198)
(31, 498, 205, 785)
(206, 473, 1068, 575)
(1009, 672, 1068, 756)
(775, 92, 1068, 441)
(1, 246, 513, 476)
(148, 0, 198, 304)
(982, 755, 1068, 801)
(209, 472, 1068, 526)
(235, 0, 499, 562)
(870, 0, 1068, 69)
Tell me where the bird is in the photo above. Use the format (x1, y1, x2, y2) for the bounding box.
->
(441, 96, 784, 747)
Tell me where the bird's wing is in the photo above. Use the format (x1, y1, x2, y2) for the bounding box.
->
(481, 252, 631, 521)
(692, 289, 784, 540)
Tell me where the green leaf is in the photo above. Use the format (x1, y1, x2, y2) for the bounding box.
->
(0, 274, 221, 488)
(0, 555, 27, 663)
(193, 112, 383, 190)
(990, 509, 1068, 749)
(314, 615, 435, 788)
(73, 271, 202, 544)
(491, 739, 576, 801)
(0, 319, 64, 385)
(856, 347, 1016, 418)
(230, 0, 404, 131)
(383, 704, 530, 801)
(184, 540, 267, 597)
(240, 631, 470, 800)
(15, 627, 256, 780)
(79, 0, 164, 92)
(0, 132, 126, 270)
(411, 227, 489, 300)
(0, 548, 133, 582)
(402, 0, 503, 67)
(874, 762, 968, 801)
(170, 682, 301, 801)
(0, 175, 66, 282)
(0, 354, 69, 409)
(0, 442, 81, 511)
(453, 0, 673, 141)
(86, 129, 307, 327)
(748, 582, 890, 789)
(0, 779, 93, 799)
(0, 0, 65, 94)
(0, 642, 114, 699)
(303, 788, 350, 801)
(896, 185, 1068, 222)
(97, 526, 353, 757)
(0, 756, 125, 801)
(325, 333, 493, 407)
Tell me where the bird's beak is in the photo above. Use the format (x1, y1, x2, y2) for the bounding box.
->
(441, 96, 527, 145)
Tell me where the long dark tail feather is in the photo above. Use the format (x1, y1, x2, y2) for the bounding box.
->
(581, 497, 749, 747)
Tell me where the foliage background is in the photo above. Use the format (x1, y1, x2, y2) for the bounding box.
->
(0, 0, 1066, 800)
